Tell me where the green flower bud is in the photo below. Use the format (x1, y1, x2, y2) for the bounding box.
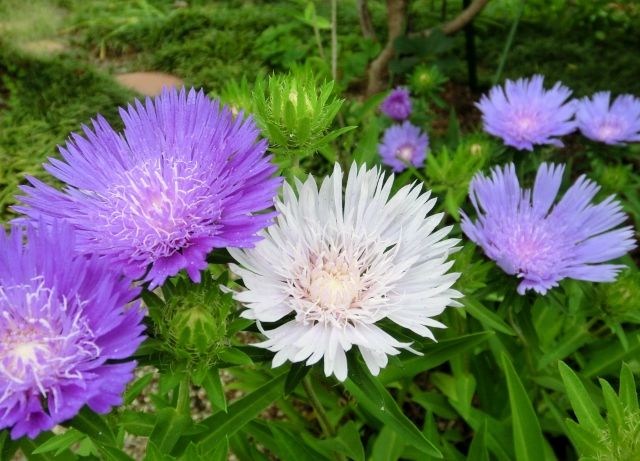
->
(251, 67, 352, 161)
(410, 65, 448, 97)
(597, 270, 640, 322)
(171, 306, 225, 355)
(145, 272, 235, 369)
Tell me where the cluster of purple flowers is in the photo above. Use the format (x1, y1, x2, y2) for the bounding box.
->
(477, 75, 640, 150)
(1, 88, 281, 439)
(377, 87, 430, 172)
(466, 77, 639, 293)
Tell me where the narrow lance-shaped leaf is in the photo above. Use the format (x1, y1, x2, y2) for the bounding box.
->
(558, 361, 606, 432)
(502, 354, 545, 461)
(195, 372, 287, 454)
(344, 358, 442, 458)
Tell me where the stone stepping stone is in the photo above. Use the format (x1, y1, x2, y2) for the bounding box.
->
(115, 72, 184, 96)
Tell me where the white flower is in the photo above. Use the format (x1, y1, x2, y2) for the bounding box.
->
(229, 163, 462, 381)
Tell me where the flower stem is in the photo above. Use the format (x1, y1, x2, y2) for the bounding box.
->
(176, 375, 191, 415)
(303, 375, 334, 437)
(302, 376, 347, 461)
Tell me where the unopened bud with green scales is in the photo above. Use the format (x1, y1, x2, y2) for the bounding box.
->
(595, 269, 640, 323)
(410, 65, 448, 97)
(143, 272, 234, 368)
(251, 67, 354, 163)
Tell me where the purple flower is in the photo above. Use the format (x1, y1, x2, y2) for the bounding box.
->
(576, 91, 640, 145)
(380, 87, 412, 120)
(378, 122, 429, 172)
(476, 75, 576, 151)
(16, 87, 281, 288)
(461, 163, 636, 295)
(0, 222, 145, 439)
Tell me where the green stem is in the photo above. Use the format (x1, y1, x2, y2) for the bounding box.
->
(302, 376, 347, 461)
(302, 376, 334, 437)
(312, 12, 326, 60)
(493, 0, 526, 85)
(402, 159, 428, 184)
(176, 375, 191, 415)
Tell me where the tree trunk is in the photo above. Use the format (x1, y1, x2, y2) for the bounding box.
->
(365, 0, 407, 96)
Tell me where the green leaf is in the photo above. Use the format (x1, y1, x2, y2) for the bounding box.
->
(69, 407, 117, 446)
(372, 426, 405, 461)
(599, 378, 624, 430)
(558, 361, 605, 432)
(150, 408, 192, 454)
(285, 362, 310, 395)
(379, 332, 492, 384)
(537, 326, 591, 370)
(96, 445, 135, 461)
(502, 354, 545, 461)
(144, 441, 175, 461)
(467, 419, 489, 461)
(120, 410, 156, 436)
(18, 436, 77, 461)
(218, 347, 254, 366)
(194, 367, 226, 412)
(347, 354, 384, 409)
(564, 419, 600, 457)
(32, 430, 85, 455)
(195, 372, 286, 453)
(344, 367, 442, 457)
(124, 373, 154, 405)
(270, 425, 327, 461)
(582, 334, 640, 378)
(619, 363, 638, 411)
(179, 443, 204, 461)
(462, 298, 516, 336)
(335, 422, 365, 461)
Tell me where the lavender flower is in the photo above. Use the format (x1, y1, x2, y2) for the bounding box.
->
(380, 87, 412, 120)
(0, 222, 145, 439)
(476, 75, 576, 151)
(16, 87, 281, 288)
(461, 163, 636, 295)
(378, 121, 429, 172)
(576, 91, 640, 145)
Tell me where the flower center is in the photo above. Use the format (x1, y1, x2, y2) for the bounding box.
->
(0, 281, 100, 396)
(597, 121, 623, 141)
(1, 328, 53, 380)
(308, 259, 361, 309)
(515, 115, 536, 136)
(395, 144, 415, 162)
(98, 158, 219, 260)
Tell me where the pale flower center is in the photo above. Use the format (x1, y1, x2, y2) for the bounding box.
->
(308, 260, 361, 309)
(0, 326, 53, 382)
(515, 116, 535, 134)
(597, 122, 622, 141)
(395, 144, 415, 162)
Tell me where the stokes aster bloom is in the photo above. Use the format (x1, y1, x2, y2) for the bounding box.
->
(378, 121, 429, 172)
(0, 223, 145, 439)
(576, 91, 640, 145)
(229, 163, 462, 381)
(16, 87, 280, 288)
(461, 163, 636, 295)
(380, 87, 412, 120)
(477, 75, 576, 150)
